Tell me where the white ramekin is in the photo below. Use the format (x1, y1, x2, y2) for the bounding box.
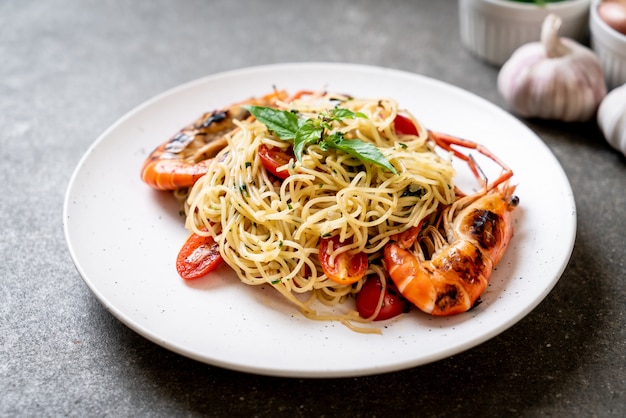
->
(459, 0, 591, 66)
(590, 0, 626, 90)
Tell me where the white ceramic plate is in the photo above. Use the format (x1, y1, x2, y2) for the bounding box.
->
(63, 63, 576, 378)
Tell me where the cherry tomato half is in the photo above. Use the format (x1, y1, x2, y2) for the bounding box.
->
(318, 236, 368, 285)
(176, 232, 223, 280)
(393, 114, 419, 136)
(356, 276, 411, 321)
(258, 143, 294, 180)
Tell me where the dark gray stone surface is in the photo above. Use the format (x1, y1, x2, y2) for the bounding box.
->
(1, 0, 624, 416)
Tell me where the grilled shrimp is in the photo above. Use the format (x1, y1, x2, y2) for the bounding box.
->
(140, 90, 288, 190)
(383, 132, 519, 316)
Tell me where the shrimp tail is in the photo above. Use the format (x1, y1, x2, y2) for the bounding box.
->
(384, 241, 492, 316)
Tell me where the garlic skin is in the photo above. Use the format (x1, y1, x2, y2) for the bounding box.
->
(597, 83, 626, 156)
(498, 14, 607, 122)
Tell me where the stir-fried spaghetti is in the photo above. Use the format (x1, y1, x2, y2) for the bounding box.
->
(181, 92, 456, 332)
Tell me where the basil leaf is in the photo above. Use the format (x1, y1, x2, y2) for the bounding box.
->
(327, 108, 367, 121)
(243, 106, 302, 140)
(330, 108, 356, 120)
(324, 136, 398, 174)
(247, 104, 397, 174)
(294, 121, 323, 161)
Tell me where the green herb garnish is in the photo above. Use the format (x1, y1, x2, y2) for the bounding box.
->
(244, 105, 397, 174)
(401, 185, 426, 199)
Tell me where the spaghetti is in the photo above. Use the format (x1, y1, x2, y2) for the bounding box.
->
(183, 92, 456, 332)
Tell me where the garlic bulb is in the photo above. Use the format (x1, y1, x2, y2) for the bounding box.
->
(597, 83, 626, 156)
(498, 14, 607, 122)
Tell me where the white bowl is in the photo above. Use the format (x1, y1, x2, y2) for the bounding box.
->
(590, 0, 626, 90)
(459, 0, 591, 66)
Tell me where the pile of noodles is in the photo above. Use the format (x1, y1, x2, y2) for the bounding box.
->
(183, 93, 455, 333)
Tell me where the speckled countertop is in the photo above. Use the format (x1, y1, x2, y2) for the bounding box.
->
(1, 0, 624, 416)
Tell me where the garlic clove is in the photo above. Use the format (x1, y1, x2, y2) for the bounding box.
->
(498, 14, 607, 122)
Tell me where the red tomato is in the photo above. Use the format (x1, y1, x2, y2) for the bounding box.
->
(175, 232, 223, 280)
(258, 144, 294, 179)
(356, 276, 410, 321)
(318, 236, 368, 285)
(393, 114, 419, 136)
